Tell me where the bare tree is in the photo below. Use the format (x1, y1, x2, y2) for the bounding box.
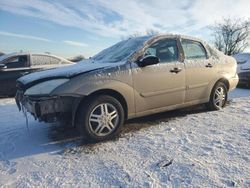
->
(211, 18, 250, 55)
(128, 31, 144, 38)
(146, 29, 160, 36)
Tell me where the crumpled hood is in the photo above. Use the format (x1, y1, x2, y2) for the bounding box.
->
(18, 59, 121, 86)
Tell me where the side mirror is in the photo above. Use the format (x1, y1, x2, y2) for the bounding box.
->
(0, 64, 6, 70)
(137, 55, 160, 67)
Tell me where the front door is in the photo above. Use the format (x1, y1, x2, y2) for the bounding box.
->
(132, 38, 185, 114)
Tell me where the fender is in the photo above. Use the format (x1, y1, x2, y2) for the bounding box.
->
(76, 80, 135, 116)
(51, 69, 136, 118)
(206, 74, 234, 102)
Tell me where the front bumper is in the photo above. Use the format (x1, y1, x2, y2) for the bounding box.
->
(16, 90, 79, 123)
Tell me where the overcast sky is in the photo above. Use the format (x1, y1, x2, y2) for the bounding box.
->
(0, 0, 249, 58)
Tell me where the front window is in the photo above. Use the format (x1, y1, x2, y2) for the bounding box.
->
(144, 39, 179, 63)
(3, 55, 28, 68)
(93, 36, 151, 63)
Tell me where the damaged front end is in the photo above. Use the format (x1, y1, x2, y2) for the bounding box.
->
(15, 82, 82, 124)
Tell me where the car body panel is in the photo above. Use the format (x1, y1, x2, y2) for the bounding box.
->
(131, 61, 186, 113)
(0, 54, 31, 96)
(0, 67, 32, 96)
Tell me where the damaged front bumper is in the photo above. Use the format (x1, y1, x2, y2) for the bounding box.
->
(15, 90, 82, 123)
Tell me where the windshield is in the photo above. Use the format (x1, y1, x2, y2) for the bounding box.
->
(0, 53, 26, 62)
(0, 54, 12, 62)
(93, 36, 151, 63)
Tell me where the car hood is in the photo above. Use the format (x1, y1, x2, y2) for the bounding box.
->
(18, 59, 123, 86)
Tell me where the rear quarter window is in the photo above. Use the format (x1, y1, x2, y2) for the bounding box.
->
(49, 56, 61, 64)
(206, 45, 220, 59)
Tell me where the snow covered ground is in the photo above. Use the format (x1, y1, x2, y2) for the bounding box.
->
(0, 88, 249, 187)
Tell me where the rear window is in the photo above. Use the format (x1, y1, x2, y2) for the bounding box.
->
(31, 55, 61, 66)
(181, 39, 207, 60)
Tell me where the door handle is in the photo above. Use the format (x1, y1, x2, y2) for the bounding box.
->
(170, 67, 182, 73)
(205, 63, 213, 68)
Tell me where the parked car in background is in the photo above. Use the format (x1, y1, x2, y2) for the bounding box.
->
(233, 53, 250, 86)
(0, 52, 74, 96)
(16, 34, 238, 142)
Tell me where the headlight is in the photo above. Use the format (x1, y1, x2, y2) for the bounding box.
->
(24, 79, 69, 95)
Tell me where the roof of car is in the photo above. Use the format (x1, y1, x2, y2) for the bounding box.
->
(0, 52, 73, 63)
(147, 33, 204, 43)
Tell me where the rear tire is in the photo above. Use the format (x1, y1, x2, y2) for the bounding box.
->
(207, 82, 228, 110)
(76, 95, 124, 142)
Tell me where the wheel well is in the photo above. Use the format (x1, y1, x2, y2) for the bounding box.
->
(216, 78, 229, 91)
(76, 89, 128, 120)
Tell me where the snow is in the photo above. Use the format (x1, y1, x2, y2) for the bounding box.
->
(0, 88, 250, 187)
(18, 60, 121, 85)
(93, 36, 150, 63)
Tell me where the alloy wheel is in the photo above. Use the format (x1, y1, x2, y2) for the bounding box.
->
(88, 103, 119, 137)
(213, 86, 226, 109)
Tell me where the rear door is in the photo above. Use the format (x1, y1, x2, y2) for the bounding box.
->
(132, 37, 185, 114)
(0, 55, 31, 96)
(180, 39, 217, 102)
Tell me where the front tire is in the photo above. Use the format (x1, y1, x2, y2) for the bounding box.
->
(76, 95, 124, 142)
(207, 82, 228, 110)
